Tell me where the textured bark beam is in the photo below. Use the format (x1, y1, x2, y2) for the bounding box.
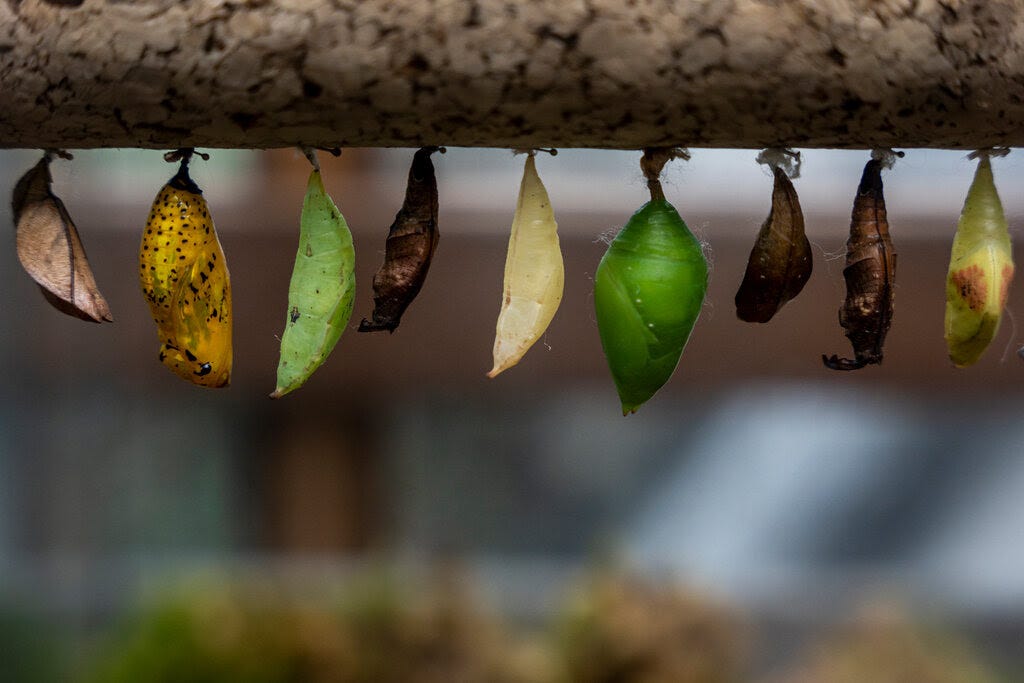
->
(1, 0, 1023, 150)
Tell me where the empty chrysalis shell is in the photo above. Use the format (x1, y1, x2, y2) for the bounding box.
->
(594, 198, 708, 415)
(139, 157, 232, 387)
(13, 154, 113, 323)
(735, 165, 812, 323)
(822, 158, 896, 371)
(488, 153, 564, 377)
(944, 154, 1014, 367)
(271, 166, 356, 398)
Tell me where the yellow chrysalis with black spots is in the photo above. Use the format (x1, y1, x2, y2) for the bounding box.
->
(138, 157, 232, 387)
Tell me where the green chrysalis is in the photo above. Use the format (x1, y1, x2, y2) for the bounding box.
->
(271, 162, 355, 398)
(594, 149, 708, 415)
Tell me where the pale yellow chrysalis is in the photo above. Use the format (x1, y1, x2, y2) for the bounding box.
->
(488, 153, 564, 377)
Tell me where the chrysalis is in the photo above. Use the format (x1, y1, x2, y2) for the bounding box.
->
(823, 154, 897, 371)
(488, 151, 564, 377)
(358, 146, 442, 333)
(12, 152, 113, 323)
(594, 148, 708, 415)
(139, 150, 232, 388)
(735, 152, 812, 323)
(945, 152, 1014, 367)
(271, 153, 356, 398)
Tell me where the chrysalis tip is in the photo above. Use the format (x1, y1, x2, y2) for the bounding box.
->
(357, 318, 398, 334)
(39, 286, 113, 323)
(486, 358, 514, 378)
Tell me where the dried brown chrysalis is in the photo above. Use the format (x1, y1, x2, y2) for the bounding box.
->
(822, 156, 897, 371)
(735, 165, 812, 322)
(358, 146, 443, 333)
(12, 152, 113, 323)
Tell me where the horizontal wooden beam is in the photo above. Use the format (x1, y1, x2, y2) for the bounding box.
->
(1, 0, 1022, 150)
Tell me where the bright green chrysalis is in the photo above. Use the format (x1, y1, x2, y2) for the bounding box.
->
(594, 150, 708, 414)
(271, 161, 355, 398)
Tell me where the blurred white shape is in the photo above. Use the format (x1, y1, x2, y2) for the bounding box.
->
(914, 425, 1024, 613)
(626, 384, 912, 594)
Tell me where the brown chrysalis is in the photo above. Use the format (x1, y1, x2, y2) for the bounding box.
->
(735, 165, 812, 322)
(358, 146, 443, 333)
(822, 156, 897, 371)
(12, 152, 113, 323)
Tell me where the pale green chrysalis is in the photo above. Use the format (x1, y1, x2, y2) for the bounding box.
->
(594, 149, 708, 415)
(271, 161, 355, 398)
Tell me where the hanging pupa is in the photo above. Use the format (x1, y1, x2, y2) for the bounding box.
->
(823, 150, 899, 371)
(271, 149, 356, 398)
(735, 149, 812, 323)
(488, 149, 564, 377)
(139, 149, 232, 387)
(593, 148, 708, 415)
(945, 149, 1014, 367)
(359, 146, 443, 333)
(12, 151, 113, 323)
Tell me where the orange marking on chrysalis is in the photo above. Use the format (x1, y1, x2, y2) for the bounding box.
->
(951, 264, 987, 311)
(1000, 264, 1014, 307)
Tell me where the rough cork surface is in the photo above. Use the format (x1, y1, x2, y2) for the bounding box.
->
(1, 0, 1022, 150)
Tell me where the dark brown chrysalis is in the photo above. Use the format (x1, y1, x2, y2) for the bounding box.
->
(735, 165, 812, 322)
(358, 146, 442, 333)
(822, 157, 897, 371)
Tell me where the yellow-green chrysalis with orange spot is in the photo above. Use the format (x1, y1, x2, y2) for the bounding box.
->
(271, 153, 355, 398)
(139, 151, 232, 388)
(945, 151, 1014, 367)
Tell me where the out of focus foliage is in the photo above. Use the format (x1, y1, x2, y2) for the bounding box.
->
(765, 607, 1006, 683)
(86, 575, 546, 683)
(554, 574, 746, 683)
(83, 574, 1013, 683)
(0, 603, 68, 683)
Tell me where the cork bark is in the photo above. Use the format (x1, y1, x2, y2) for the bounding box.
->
(1, 0, 1022, 150)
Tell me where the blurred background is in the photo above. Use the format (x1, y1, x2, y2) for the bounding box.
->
(0, 146, 1022, 681)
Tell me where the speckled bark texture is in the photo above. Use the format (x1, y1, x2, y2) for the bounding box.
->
(1, 0, 1022, 149)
